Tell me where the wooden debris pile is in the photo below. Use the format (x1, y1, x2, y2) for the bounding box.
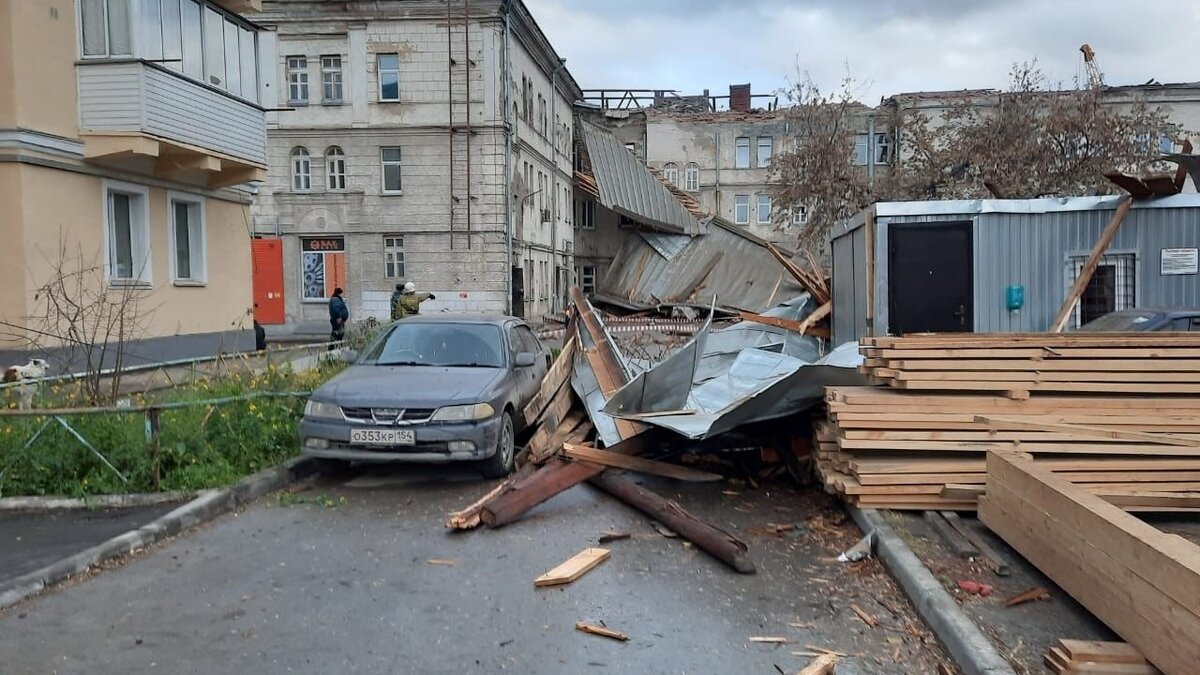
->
(816, 333, 1200, 511)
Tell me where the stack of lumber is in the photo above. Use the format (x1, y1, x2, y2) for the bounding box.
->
(817, 386, 1200, 510)
(982, 452, 1197, 675)
(860, 334, 1200, 397)
(1044, 639, 1160, 675)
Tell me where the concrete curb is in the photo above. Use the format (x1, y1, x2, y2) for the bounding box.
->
(0, 491, 199, 512)
(0, 456, 319, 611)
(847, 506, 1017, 675)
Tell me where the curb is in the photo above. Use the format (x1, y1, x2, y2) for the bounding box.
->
(0, 491, 199, 512)
(0, 456, 319, 611)
(847, 506, 1017, 675)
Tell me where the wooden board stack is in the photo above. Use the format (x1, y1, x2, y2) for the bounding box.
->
(816, 333, 1200, 511)
(1044, 639, 1160, 675)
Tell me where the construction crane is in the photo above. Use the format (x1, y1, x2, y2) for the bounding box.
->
(1080, 44, 1104, 89)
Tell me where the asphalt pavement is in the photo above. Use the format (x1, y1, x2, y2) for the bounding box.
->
(0, 465, 953, 674)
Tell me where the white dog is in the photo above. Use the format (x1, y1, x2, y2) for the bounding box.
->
(3, 358, 49, 410)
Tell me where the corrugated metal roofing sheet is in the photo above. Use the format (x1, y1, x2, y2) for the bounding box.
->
(579, 120, 702, 234)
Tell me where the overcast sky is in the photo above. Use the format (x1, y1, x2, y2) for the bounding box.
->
(525, 0, 1199, 105)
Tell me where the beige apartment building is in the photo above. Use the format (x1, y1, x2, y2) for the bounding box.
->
(0, 0, 268, 368)
(248, 0, 580, 327)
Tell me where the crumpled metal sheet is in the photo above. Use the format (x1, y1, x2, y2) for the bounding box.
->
(640, 231, 693, 261)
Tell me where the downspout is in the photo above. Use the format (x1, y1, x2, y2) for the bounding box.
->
(866, 113, 876, 184)
(549, 58, 567, 313)
(502, 0, 514, 314)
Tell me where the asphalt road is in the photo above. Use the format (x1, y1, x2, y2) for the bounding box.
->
(0, 465, 952, 674)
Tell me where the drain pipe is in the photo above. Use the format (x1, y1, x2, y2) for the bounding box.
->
(549, 57, 567, 313)
(501, 0, 515, 314)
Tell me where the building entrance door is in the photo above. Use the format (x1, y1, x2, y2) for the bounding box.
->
(887, 221, 973, 334)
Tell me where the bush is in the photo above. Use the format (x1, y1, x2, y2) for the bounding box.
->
(0, 361, 345, 497)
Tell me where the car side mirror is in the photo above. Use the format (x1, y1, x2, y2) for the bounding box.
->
(340, 349, 359, 364)
(514, 352, 537, 368)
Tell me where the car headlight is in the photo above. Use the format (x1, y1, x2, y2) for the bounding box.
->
(431, 403, 495, 422)
(304, 399, 343, 420)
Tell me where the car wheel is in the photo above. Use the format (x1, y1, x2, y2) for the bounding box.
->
(481, 411, 515, 479)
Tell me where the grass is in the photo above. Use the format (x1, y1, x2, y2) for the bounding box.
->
(0, 359, 346, 498)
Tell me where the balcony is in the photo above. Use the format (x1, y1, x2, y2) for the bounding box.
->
(77, 60, 267, 188)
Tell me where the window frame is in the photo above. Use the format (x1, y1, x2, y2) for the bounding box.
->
(580, 265, 597, 294)
(380, 146, 403, 194)
(853, 134, 869, 166)
(792, 204, 808, 225)
(325, 146, 346, 191)
(663, 162, 679, 186)
(756, 137, 773, 167)
(383, 235, 405, 279)
(756, 194, 772, 224)
(734, 137, 750, 168)
(321, 54, 344, 103)
(167, 190, 207, 285)
(734, 194, 750, 225)
(377, 53, 401, 102)
(1066, 251, 1138, 328)
(684, 162, 700, 192)
(576, 199, 595, 230)
(290, 146, 311, 192)
(874, 133, 892, 165)
(286, 55, 309, 104)
(102, 179, 153, 286)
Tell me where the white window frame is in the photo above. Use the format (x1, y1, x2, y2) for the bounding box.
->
(663, 162, 679, 186)
(384, 235, 404, 279)
(874, 133, 892, 165)
(167, 191, 207, 285)
(684, 162, 700, 192)
(79, 0, 134, 59)
(102, 180, 153, 286)
(1066, 251, 1138, 328)
(321, 54, 343, 103)
(756, 195, 771, 224)
(735, 137, 750, 168)
(853, 134, 869, 166)
(576, 199, 595, 230)
(792, 204, 808, 225)
(580, 265, 597, 294)
(290, 146, 311, 192)
(756, 137, 773, 167)
(286, 55, 308, 103)
(734, 194, 750, 225)
(381, 147, 402, 193)
(326, 146, 346, 190)
(377, 53, 401, 102)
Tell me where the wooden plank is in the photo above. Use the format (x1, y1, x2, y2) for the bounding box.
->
(1059, 640, 1149, 665)
(562, 443, 722, 482)
(571, 287, 644, 441)
(575, 621, 628, 641)
(893, 370, 1200, 383)
(528, 410, 586, 465)
(523, 336, 577, 425)
(891, 380, 1200, 394)
(534, 547, 611, 587)
(883, 359, 1200, 372)
(980, 451, 1200, 675)
(940, 511, 1011, 575)
(836, 439, 1200, 455)
(925, 511, 979, 558)
(1052, 197, 1132, 332)
(974, 415, 1200, 448)
(739, 311, 811, 334)
(863, 348, 1200, 359)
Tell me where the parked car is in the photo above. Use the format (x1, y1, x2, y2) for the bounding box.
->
(1076, 308, 1200, 332)
(300, 314, 549, 477)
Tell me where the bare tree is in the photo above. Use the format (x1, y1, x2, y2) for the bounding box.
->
(1, 239, 155, 404)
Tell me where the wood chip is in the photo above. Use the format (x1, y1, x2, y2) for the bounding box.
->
(575, 621, 628, 641)
(597, 531, 631, 544)
(426, 559, 457, 566)
(749, 637, 790, 644)
(797, 653, 839, 675)
(1003, 585, 1051, 607)
(534, 548, 610, 588)
(850, 603, 880, 628)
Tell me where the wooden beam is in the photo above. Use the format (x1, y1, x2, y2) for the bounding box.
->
(974, 415, 1200, 448)
(588, 471, 756, 574)
(534, 548, 610, 587)
(562, 443, 722, 482)
(570, 287, 644, 441)
(1050, 197, 1134, 333)
(523, 334, 576, 425)
(797, 302, 831, 335)
(739, 311, 808, 333)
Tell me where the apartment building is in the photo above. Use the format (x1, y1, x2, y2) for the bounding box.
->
(248, 0, 580, 326)
(0, 0, 269, 366)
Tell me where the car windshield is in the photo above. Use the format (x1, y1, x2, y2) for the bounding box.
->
(361, 322, 506, 368)
(1077, 310, 1162, 332)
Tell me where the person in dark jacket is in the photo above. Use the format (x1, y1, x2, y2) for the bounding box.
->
(254, 320, 267, 352)
(329, 288, 349, 347)
(390, 283, 406, 321)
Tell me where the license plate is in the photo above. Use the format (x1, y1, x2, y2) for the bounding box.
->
(349, 428, 416, 446)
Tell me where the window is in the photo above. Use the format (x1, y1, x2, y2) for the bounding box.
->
(239, 26, 257, 99)
(576, 199, 595, 230)
(580, 265, 597, 294)
(538, 95, 547, 136)
(381, 147, 402, 192)
(321, 55, 343, 102)
(757, 137, 773, 167)
(377, 53, 400, 102)
(202, 6, 224, 86)
(290, 147, 311, 191)
(1160, 133, 1178, 155)
(624, 142, 637, 155)
(169, 193, 205, 283)
(756, 195, 771, 224)
(222, 18, 241, 95)
(853, 134, 869, 165)
(326, 146, 346, 190)
(301, 237, 346, 301)
(734, 194, 750, 224)
(81, 0, 132, 57)
(104, 182, 150, 284)
(735, 137, 750, 168)
(663, 162, 679, 186)
(179, 0, 202, 79)
(384, 236, 404, 278)
(792, 204, 808, 225)
(515, 325, 541, 355)
(287, 56, 309, 103)
(874, 133, 892, 165)
(1067, 253, 1136, 328)
(684, 162, 699, 192)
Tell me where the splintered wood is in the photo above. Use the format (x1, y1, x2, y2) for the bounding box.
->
(815, 333, 1200, 511)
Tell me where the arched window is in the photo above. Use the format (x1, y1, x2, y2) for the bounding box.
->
(326, 146, 346, 190)
(291, 147, 311, 192)
(663, 162, 679, 186)
(684, 162, 699, 192)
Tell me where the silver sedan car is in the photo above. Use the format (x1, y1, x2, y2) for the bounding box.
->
(300, 315, 549, 477)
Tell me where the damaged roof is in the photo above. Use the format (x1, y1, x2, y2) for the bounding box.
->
(578, 119, 702, 234)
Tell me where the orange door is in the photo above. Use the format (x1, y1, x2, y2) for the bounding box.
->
(325, 252, 347, 297)
(251, 238, 286, 324)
